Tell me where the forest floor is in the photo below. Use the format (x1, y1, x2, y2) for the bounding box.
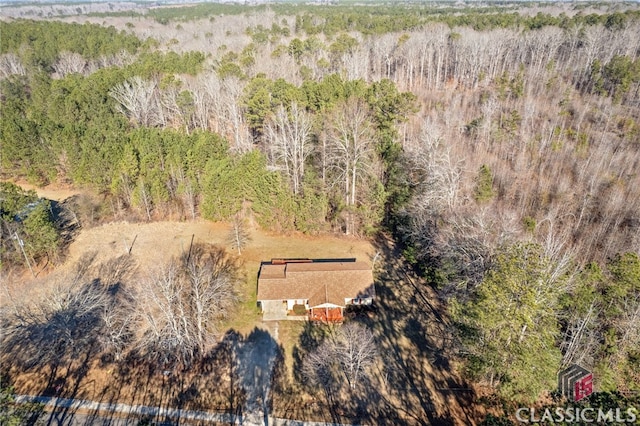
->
(3, 182, 479, 425)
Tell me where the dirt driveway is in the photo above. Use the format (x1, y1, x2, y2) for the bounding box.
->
(235, 326, 279, 425)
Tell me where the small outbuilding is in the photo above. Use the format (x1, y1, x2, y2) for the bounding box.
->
(257, 258, 375, 322)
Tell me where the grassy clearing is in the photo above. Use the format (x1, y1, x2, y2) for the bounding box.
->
(3, 216, 375, 419)
(276, 321, 307, 378)
(6, 216, 373, 347)
(3, 219, 479, 424)
(220, 267, 261, 336)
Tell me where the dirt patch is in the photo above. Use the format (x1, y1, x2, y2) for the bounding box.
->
(2, 180, 81, 202)
(235, 327, 279, 422)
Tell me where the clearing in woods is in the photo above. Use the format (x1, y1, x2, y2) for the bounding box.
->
(3, 217, 376, 421)
(64, 218, 376, 334)
(6, 217, 375, 333)
(3, 182, 475, 424)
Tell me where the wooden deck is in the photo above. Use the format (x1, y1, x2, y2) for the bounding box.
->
(309, 307, 343, 322)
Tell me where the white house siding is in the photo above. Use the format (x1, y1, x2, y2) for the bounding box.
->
(344, 297, 373, 306)
(286, 299, 308, 310)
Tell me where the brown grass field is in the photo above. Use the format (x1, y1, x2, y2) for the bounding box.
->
(2, 183, 478, 425)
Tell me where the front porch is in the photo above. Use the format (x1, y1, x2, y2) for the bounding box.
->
(259, 300, 344, 322)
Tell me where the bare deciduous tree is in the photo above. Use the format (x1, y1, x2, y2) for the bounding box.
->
(610, 296, 640, 369)
(326, 98, 377, 235)
(109, 76, 161, 127)
(136, 179, 153, 221)
(99, 290, 136, 361)
(220, 76, 253, 153)
(136, 261, 189, 365)
(39, 281, 108, 357)
(53, 51, 87, 77)
(0, 254, 132, 369)
(136, 244, 239, 367)
(301, 340, 335, 389)
(265, 102, 313, 195)
(302, 323, 377, 391)
(0, 53, 26, 79)
(406, 120, 462, 213)
(334, 323, 377, 389)
(161, 82, 197, 133)
(96, 255, 138, 360)
(227, 214, 251, 255)
(98, 254, 137, 286)
(183, 244, 239, 349)
(560, 302, 599, 368)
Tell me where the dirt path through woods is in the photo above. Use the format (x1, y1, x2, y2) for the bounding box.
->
(2, 179, 81, 202)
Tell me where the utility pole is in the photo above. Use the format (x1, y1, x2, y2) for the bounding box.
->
(186, 234, 194, 263)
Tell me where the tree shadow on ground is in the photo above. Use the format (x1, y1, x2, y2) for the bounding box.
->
(0, 276, 109, 425)
(83, 327, 282, 425)
(2, 324, 283, 425)
(360, 233, 479, 425)
(275, 233, 481, 425)
(50, 198, 82, 264)
(287, 321, 343, 423)
(233, 327, 281, 423)
(2, 234, 480, 425)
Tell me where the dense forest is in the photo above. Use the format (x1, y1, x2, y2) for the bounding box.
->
(1, 2, 639, 424)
